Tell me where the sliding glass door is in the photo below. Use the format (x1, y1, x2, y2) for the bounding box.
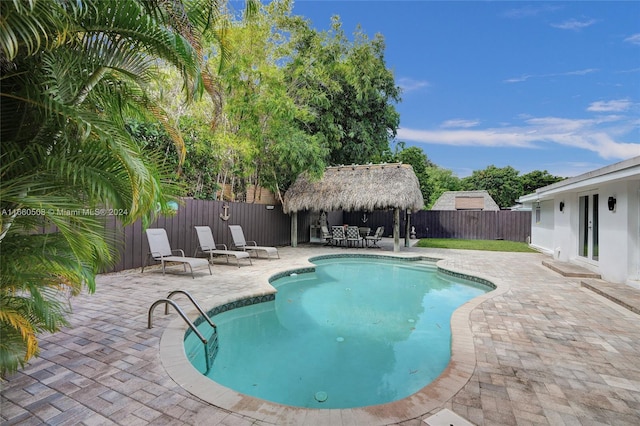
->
(578, 192, 599, 261)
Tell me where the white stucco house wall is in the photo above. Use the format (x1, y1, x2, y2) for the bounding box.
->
(518, 156, 640, 286)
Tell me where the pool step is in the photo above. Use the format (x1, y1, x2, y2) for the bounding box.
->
(542, 260, 601, 279)
(581, 279, 640, 315)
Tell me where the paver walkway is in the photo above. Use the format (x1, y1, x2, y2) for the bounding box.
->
(2, 241, 639, 425)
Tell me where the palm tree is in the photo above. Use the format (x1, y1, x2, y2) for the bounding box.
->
(0, 0, 238, 377)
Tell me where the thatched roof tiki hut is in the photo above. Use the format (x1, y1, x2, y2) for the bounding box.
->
(283, 163, 424, 252)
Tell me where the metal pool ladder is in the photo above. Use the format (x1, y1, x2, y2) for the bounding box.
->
(148, 290, 218, 373)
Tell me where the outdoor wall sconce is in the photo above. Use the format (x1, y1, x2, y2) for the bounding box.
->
(608, 196, 616, 211)
(559, 201, 565, 212)
(265, 205, 275, 210)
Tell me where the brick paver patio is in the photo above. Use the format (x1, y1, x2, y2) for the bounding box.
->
(2, 241, 639, 425)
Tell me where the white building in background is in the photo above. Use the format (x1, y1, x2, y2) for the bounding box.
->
(518, 156, 640, 286)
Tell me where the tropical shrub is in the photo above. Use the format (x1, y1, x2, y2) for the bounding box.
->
(0, 0, 218, 377)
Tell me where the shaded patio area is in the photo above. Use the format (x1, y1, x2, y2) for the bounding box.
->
(2, 240, 639, 425)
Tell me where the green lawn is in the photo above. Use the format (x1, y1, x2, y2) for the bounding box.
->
(416, 238, 537, 253)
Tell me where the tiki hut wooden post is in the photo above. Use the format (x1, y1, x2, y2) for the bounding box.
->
(405, 210, 411, 247)
(283, 163, 424, 252)
(393, 207, 400, 251)
(291, 211, 298, 247)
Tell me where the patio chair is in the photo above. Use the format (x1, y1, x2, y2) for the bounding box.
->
(142, 228, 211, 278)
(346, 225, 363, 248)
(194, 226, 252, 267)
(331, 225, 346, 247)
(320, 225, 333, 245)
(228, 225, 280, 259)
(365, 226, 385, 248)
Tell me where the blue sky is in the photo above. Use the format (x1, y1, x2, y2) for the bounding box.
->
(290, 1, 640, 178)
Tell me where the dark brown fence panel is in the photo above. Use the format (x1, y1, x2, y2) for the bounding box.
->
(101, 199, 294, 273)
(410, 210, 531, 241)
(419, 210, 531, 241)
(37, 201, 531, 274)
(326, 211, 344, 229)
(345, 210, 531, 242)
(343, 210, 396, 237)
(297, 211, 312, 243)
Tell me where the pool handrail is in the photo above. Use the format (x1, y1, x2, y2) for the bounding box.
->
(165, 290, 217, 330)
(148, 296, 219, 374)
(148, 298, 208, 342)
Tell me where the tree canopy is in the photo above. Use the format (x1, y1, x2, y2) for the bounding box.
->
(282, 15, 401, 166)
(128, 0, 402, 202)
(385, 144, 564, 209)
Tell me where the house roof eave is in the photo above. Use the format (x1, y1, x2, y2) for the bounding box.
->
(518, 156, 640, 203)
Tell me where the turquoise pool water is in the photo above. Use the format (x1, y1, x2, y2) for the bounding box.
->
(185, 256, 490, 409)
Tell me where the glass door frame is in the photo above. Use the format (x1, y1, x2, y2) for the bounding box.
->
(578, 190, 599, 262)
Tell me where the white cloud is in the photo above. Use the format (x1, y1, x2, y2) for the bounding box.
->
(397, 78, 430, 93)
(502, 5, 562, 19)
(504, 75, 531, 83)
(624, 33, 640, 45)
(397, 114, 640, 161)
(587, 99, 632, 113)
(441, 119, 480, 129)
(551, 18, 597, 31)
(396, 128, 537, 148)
(565, 68, 598, 76)
(504, 68, 597, 83)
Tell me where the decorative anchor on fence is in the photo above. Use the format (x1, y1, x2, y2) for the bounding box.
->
(219, 204, 230, 221)
(361, 213, 369, 223)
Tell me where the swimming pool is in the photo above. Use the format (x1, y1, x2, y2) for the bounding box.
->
(184, 256, 492, 409)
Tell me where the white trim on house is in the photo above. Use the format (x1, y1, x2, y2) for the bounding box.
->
(518, 156, 640, 286)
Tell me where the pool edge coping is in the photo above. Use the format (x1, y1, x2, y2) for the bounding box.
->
(159, 253, 510, 425)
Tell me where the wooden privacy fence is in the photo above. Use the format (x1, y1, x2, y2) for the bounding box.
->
(344, 210, 531, 242)
(39, 200, 530, 273)
(101, 199, 295, 272)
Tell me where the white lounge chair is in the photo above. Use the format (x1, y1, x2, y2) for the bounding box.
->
(194, 226, 252, 267)
(320, 225, 333, 245)
(228, 225, 279, 259)
(142, 228, 211, 278)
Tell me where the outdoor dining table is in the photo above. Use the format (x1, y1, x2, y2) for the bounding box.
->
(358, 227, 371, 238)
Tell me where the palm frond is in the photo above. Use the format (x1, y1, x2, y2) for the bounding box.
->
(0, 0, 218, 377)
(83, 0, 201, 83)
(0, 0, 70, 60)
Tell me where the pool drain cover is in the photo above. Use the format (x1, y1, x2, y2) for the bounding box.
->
(315, 391, 328, 402)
